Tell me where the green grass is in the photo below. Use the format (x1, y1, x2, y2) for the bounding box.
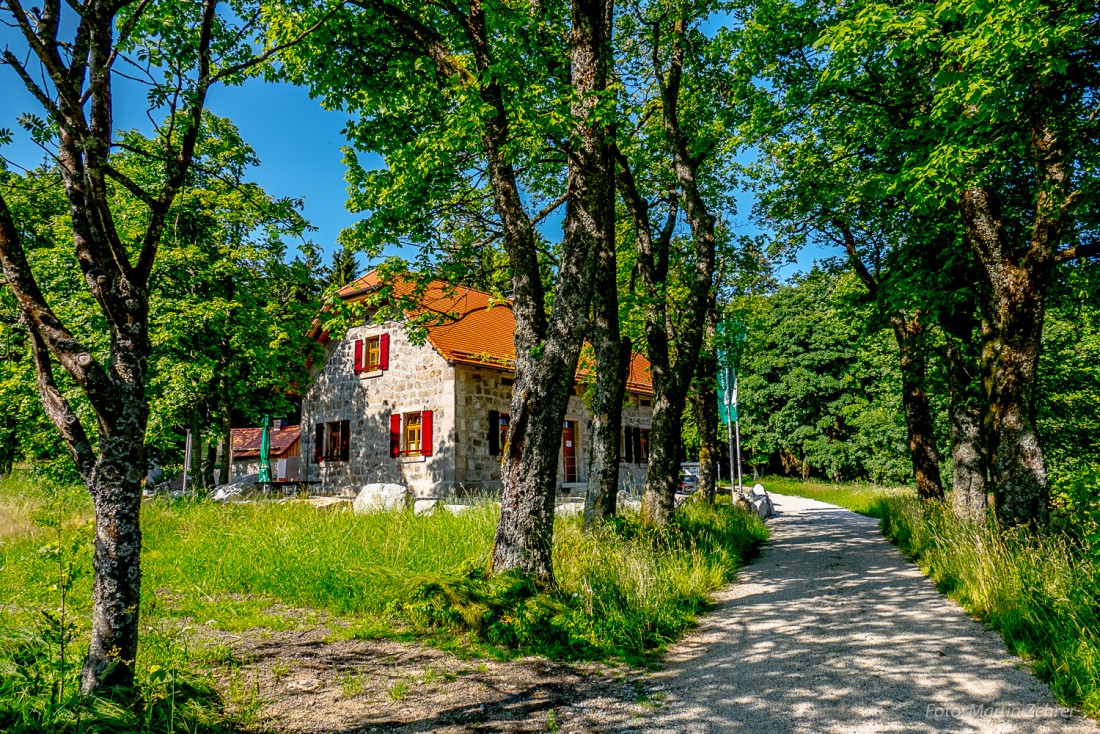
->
(760, 475, 904, 515)
(878, 495, 1100, 717)
(0, 472, 768, 731)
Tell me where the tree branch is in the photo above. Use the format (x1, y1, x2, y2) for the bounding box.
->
(831, 215, 878, 297)
(25, 316, 97, 486)
(1055, 242, 1100, 263)
(348, 0, 473, 82)
(210, 2, 348, 84)
(0, 188, 118, 422)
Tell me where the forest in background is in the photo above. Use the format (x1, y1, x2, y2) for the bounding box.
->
(732, 262, 1100, 487)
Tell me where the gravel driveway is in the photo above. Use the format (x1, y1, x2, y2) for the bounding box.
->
(635, 492, 1098, 734)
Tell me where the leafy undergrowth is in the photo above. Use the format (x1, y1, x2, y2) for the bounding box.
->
(401, 499, 769, 663)
(762, 475, 903, 516)
(877, 492, 1100, 718)
(0, 473, 767, 730)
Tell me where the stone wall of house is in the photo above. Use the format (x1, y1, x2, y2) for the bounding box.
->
(452, 363, 653, 496)
(300, 321, 456, 498)
(453, 364, 512, 495)
(616, 394, 653, 496)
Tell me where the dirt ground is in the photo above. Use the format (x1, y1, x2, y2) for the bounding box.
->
(201, 626, 656, 733)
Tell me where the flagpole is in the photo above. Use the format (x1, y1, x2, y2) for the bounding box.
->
(734, 375, 743, 494)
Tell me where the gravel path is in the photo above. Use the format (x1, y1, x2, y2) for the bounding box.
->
(635, 492, 1098, 734)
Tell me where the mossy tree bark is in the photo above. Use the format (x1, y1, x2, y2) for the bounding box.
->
(583, 256, 631, 526)
(941, 293, 988, 519)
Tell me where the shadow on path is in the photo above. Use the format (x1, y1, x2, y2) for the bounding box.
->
(635, 493, 1097, 734)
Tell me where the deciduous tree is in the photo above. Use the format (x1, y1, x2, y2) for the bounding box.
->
(0, 0, 329, 693)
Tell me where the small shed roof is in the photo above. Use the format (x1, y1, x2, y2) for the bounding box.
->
(231, 425, 300, 459)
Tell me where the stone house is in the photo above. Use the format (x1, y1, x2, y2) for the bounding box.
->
(300, 272, 655, 498)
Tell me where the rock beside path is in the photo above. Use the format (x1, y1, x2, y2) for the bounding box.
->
(353, 483, 409, 513)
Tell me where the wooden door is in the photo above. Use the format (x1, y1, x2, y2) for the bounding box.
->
(562, 420, 578, 483)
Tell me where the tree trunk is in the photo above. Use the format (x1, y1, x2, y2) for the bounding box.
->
(691, 313, 719, 504)
(942, 303, 988, 519)
(891, 314, 944, 501)
(489, 0, 613, 581)
(630, 18, 718, 526)
(201, 441, 217, 492)
(188, 418, 203, 489)
(0, 413, 14, 476)
(961, 185, 1055, 526)
(986, 281, 1049, 525)
(642, 391, 686, 524)
(583, 271, 630, 527)
(82, 449, 145, 694)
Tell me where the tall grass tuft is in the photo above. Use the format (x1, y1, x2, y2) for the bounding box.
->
(876, 494, 1100, 716)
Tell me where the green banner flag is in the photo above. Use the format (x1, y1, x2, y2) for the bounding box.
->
(716, 320, 747, 425)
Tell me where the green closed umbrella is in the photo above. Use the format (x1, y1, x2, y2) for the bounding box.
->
(258, 414, 272, 484)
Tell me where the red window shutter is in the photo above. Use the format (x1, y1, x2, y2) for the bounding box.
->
(488, 410, 500, 456)
(314, 423, 324, 462)
(389, 414, 401, 458)
(353, 339, 364, 373)
(339, 419, 350, 461)
(379, 333, 390, 370)
(420, 410, 433, 456)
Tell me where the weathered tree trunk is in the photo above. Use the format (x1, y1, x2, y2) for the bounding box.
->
(583, 257, 630, 526)
(219, 433, 231, 486)
(83, 432, 146, 693)
(942, 301, 988, 519)
(0, 413, 14, 476)
(691, 312, 719, 504)
(979, 289, 1000, 490)
(961, 185, 1057, 526)
(613, 18, 716, 526)
(890, 314, 944, 501)
(487, 0, 614, 580)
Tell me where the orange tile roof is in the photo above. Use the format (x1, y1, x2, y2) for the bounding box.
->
(337, 271, 654, 394)
(231, 425, 301, 459)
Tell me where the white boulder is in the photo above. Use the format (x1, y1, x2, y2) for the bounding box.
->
(747, 484, 775, 519)
(353, 483, 410, 514)
(555, 501, 585, 517)
(211, 474, 262, 502)
(413, 499, 439, 515)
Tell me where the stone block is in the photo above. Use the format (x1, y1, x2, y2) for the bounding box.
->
(414, 499, 439, 515)
(353, 483, 410, 514)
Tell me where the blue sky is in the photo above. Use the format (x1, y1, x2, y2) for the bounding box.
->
(0, 35, 831, 282)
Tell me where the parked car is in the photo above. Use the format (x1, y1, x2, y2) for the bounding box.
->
(679, 462, 701, 494)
